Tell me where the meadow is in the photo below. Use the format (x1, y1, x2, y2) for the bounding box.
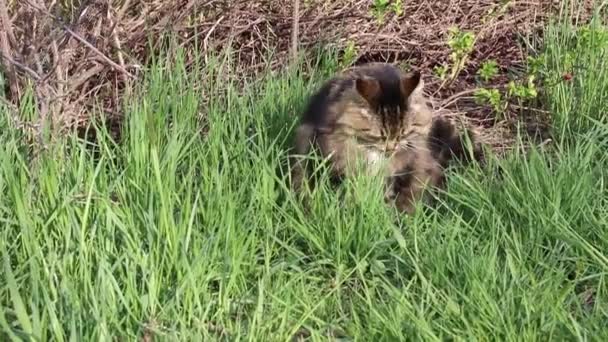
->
(1, 5, 608, 341)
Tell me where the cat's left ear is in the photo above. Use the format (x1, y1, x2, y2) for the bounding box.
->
(400, 71, 423, 98)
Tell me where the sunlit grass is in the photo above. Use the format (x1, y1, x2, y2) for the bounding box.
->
(1, 5, 608, 341)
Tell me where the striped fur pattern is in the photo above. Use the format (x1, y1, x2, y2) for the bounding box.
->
(291, 62, 482, 213)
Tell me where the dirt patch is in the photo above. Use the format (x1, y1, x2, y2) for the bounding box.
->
(0, 0, 594, 151)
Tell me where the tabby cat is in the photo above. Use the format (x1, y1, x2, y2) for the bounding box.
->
(290, 62, 482, 213)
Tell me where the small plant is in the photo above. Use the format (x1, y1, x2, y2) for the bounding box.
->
(507, 75, 538, 100)
(446, 27, 476, 80)
(474, 72, 538, 117)
(371, 0, 390, 22)
(526, 55, 545, 77)
(477, 60, 499, 82)
(391, 0, 404, 16)
(578, 24, 608, 51)
(474, 88, 504, 114)
(340, 41, 358, 68)
(371, 0, 403, 23)
(433, 65, 448, 80)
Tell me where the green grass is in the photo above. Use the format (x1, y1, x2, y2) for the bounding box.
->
(542, 6, 608, 140)
(2, 9, 608, 342)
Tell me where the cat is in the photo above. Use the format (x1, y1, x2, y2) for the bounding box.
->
(387, 116, 485, 213)
(290, 62, 482, 213)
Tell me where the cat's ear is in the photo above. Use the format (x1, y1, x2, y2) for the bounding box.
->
(400, 71, 423, 98)
(355, 78, 380, 103)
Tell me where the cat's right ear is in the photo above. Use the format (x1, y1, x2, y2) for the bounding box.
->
(400, 71, 423, 98)
(355, 78, 380, 104)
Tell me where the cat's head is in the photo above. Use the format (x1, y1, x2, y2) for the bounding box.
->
(352, 69, 428, 151)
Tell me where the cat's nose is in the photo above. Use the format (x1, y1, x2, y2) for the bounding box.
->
(385, 141, 397, 151)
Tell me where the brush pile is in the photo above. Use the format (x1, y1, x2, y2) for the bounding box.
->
(0, 0, 593, 148)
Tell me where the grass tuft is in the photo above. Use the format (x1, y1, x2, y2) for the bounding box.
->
(1, 7, 608, 341)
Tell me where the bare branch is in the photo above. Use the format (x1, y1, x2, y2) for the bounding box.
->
(0, 0, 15, 45)
(22, 0, 136, 78)
(290, 0, 300, 63)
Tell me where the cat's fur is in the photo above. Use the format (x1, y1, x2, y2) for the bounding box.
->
(290, 62, 482, 213)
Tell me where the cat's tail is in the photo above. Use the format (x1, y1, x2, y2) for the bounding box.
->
(427, 118, 484, 169)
